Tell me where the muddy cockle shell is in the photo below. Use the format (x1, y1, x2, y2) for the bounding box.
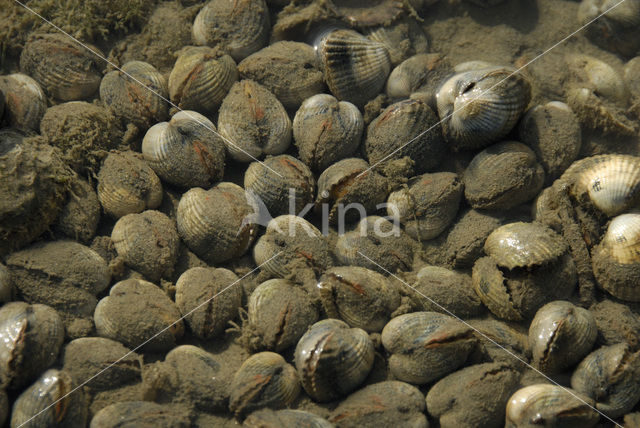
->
(177, 182, 256, 264)
(169, 46, 238, 114)
(100, 61, 169, 130)
(463, 141, 545, 210)
(294, 319, 374, 402)
(316, 158, 389, 225)
(565, 54, 628, 105)
(112, 210, 180, 282)
(175, 267, 242, 339)
(253, 215, 333, 283)
(90, 401, 193, 428)
(193, 0, 270, 62)
(97, 151, 163, 218)
(578, 0, 640, 57)
(592, 212, 640, 301)
(314, 28, 392, 108)
(241, 279, 318, 352)
(94, 278, 184, 352)
(0, 74, 47, 131)
(571, 343, 640, 418)
(329, 381, 427, 428)
(0, 264, 11, 304)
(473, 222, 577, 320)
(244, 155, 315, 217)
(293, 94, 363, 172)
(505, 384, 599, 428)
(10, 369, 87, 428)
(243, 409, 333, 428)
(230, 352, 300, 418)
(142, 111, 226, 188)
(436, 66, 531, 151)
(387, 172, 463, 240)
(218, 80, 291, 162)
(563, 154, 640, 217)
(20, 33, 103, 101)
(381, 311, 476, 384)
(317, 266, 402, 332)
(0, 302, 64, 390)
(528, 301, 597, 373)
(386, 53, 452, 101)
(365, 98, 446, 173)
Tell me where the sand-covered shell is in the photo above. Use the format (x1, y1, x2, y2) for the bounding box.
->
(20, 33, 103, 101)
(505, 384, 599, 428)
(94, 278, 184, 352)
(444, 208, 504, 269)
(177, 182, 256, 264)
(566, 54, 629, 105)
(381, 312, 476, 384)
(467, 318, 529, 365)
(578, 0, 640, 57)
(528, 301, 597, 373)
(0, 74, 47, 131)
(142, 110, 226, 188)
(90, 401, 194, 428)
(387, 172, 463, 240)
(364, 19, 430, 69)
(10, 369, 87, 428)
(316, 158, 389, 225)
(192, 0, 270, 62)
(243, 409, 333, 428)
(169, 46, 238, 114)
(293, 94, 363, 172)
(566, 86, 636, 137)
(0, 87, 4, 119)
(625, 56, 640, 100)
(317, 266, 401, 332)
(589, 299, 640, 349)
(238, 41, 325, 110)
(97, 151, 163, 218)
(592, 212, 640, 301)
(334, 216, 414, 274)
(365, 98, 446, 173)
(436, 66, 531, 151)
(386, 53, 452, 102)
(294, 319, 374, 402)
(175, 267, 242, 339)
(112, 210, 180, 281)
(241, 279, 318, 352)
(0, 302, 64, 391)
(253, 215, 333, 283)
(463, 141, 545, 210)
(426, 362, 520, 428)
(329, 381, 427, 428)
(314, 28, 392, 108)
(571, 343, 640, 418)
(0, 264, 12, 304)
(244, 155, 315, 217)
(230, 352, 300, 418)
(563, 154, 640, 217)
(100, 61, 169, 130)
(218, 80, 292, 162)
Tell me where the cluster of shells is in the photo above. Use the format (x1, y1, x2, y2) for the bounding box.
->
(1, 0, 640, 426)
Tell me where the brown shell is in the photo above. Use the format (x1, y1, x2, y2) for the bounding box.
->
(0, 73, 47, 132)
(90, 402, 193, 428)
(20, 33, 103, 101)
(579, 0, 640, 57)
(243, 409, 333, 428)
(386, 53, 452, 101)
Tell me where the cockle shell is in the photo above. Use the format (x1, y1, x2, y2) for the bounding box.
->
(386, 53, 452, 102)
(20, 33, 103, 101)
(100, 61, 169, 130)
(0, 73, 47, 132)
(600, 212, 640, 264)
(244, 154, 315, 217)
(565, 54, 629, 105)
(176, 182, 256, 264)
(571, 343, 640, 418)
(294, 319, 374, 402)
(218, 80, 292, 162)
(229, 352, 300, 417)
(243, 409, 333, 428)
(314, 28, 392, 107)
(578, 0, 640, 57)
(90, 401, 194, 428)
(436, 66, 531, 151)
(169, 46, 238, 114)
(381, 311, 476, 384)
(142, 111, 226, 188)
(528, 301, 597, 373)
(293, 94, 363, 172)
(192, 0, 270, 62)
(365, 98, 446, 173)
(505, 384, 599, 428)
